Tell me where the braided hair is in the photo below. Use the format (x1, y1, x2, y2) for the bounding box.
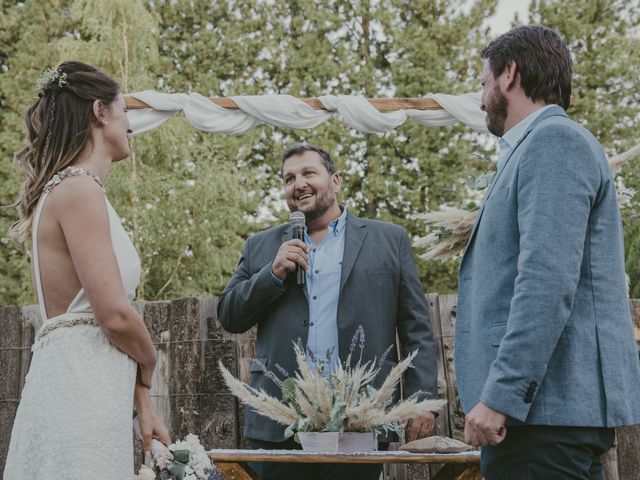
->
(9, 61, 120, 243)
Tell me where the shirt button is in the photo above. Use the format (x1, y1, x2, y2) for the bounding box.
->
(314, 270, 319, 274)
(309, 322, 314, 326)
(313, 295, 317, 300)
(313, 248, 316, 252)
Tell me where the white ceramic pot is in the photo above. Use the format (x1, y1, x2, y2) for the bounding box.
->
(298, 431, 378, 453)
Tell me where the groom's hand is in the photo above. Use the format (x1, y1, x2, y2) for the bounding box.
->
(272, 239, 310, 280)
(464, 402, 507, 447)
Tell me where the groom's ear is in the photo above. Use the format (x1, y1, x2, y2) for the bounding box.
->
(503, 60, 519, 91)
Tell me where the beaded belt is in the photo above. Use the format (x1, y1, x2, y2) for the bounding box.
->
(36, 313, 98, 341)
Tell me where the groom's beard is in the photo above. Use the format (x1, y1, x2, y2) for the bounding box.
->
(485, 83, 509, 137)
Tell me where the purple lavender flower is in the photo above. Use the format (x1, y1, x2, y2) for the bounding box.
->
(208, 466, 226, 480)
(358, 325, 365, 350)
(380, 344, 394, 365)
(349, 329, 359, 354)
(306, 346, 316, 363)
(158, 469, 174, 480)
(326, 346, 335, 362)
(251, 358, 282, 387)
(274, 363, 290, 378)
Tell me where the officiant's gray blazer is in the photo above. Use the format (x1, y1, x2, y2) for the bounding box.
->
(218, 213, 437, 442)
(456, 105, 640, 427)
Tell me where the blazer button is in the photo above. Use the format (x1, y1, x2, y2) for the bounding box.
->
(303, 320, 309, 326)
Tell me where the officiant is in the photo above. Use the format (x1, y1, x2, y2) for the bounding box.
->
(217, 143, 438, 480)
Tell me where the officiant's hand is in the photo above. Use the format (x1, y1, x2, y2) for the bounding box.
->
(272, 239, 310, 280)
(408, 412, 436, 441)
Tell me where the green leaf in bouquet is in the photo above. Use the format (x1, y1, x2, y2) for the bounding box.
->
(172, 449, 190, 464)
(324, 401, 347, 431)
(281, 377, 298, 404)
(168, 462, 186, 480)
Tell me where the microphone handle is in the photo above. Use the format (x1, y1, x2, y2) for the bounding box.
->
(293, 226, 306, 286)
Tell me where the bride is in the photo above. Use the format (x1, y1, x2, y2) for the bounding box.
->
(4, 61, 170, 478)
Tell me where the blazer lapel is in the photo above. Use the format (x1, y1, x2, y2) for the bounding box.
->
(340, 214, 367, 294)
(462, 106, 568, 256)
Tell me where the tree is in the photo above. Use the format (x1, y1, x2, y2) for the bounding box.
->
(527, 0, 640, 295)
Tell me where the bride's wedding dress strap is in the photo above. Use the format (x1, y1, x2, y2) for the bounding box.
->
(32, 166, 104, 322)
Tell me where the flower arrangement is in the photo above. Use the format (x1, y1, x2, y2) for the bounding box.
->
(219, 326, 445, 440)
(36, 67, 68, 95)
(133, 434, 224, 480)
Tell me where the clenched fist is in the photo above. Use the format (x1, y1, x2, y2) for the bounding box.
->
(271, 239, 310, 280)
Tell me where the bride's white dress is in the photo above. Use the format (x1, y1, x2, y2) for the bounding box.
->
(4, 168, 141, 479)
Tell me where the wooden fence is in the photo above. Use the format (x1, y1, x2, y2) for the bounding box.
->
(1, 295, 639, 479)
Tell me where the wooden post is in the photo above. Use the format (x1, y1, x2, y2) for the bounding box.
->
(0, 307, 27, 468)
(200, 296, 241, 449)
(438, 295, 465, 442)
(614, 299, 640, 480)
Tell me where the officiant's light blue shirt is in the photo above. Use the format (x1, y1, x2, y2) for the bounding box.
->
(304, 207, 347, 370)
(271, 207, 347, 370)
(497, 105, 556, 167)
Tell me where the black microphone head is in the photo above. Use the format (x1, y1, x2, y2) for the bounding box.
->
(290, 211, 305, 227)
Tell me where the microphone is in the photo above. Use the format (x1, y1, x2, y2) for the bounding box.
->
(290, 211, 306, 286)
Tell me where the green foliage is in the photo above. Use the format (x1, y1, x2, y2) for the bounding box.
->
(2, 0, 639, 304)
(527, 0, 640, 295)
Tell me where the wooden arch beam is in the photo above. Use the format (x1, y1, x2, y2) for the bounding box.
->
(124, 95, 445, 112)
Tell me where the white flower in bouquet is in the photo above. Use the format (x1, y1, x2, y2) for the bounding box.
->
(150, 439, 173, 470)
(133, 464, 156, 480)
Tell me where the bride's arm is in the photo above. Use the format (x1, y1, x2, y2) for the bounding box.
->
(134, 374, 171, 450)
(52, 176, 157, 387)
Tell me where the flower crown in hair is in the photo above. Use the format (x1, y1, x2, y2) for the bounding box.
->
(36, 68, 68, 96)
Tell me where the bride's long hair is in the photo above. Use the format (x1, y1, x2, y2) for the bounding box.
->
(9, 61, 120, 243)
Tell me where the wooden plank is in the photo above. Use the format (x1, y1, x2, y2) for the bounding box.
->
(616, 425, 640, 480)
(601, 435, 619, 480)
(614, 299, 640, 480)
(169, 297, 203, 438)
(0, 306, 24, 469)
(200, 296, 240, 449)
(216, 462, 256, 480)
(142, 300, 172, 428)
(19, 306, 38, 393)
(438, 295, 465, 442)
(124, 95, 443, 112)
(209, 449, 480, 464)
(406, 293, 446, 480)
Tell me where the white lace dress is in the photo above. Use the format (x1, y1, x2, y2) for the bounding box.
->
(4, 168, 141, 479)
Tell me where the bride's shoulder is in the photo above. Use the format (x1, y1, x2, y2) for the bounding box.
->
(46, 174, 106, 217)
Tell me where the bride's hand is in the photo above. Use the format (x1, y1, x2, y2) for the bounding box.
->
(134, 384, 171, 452)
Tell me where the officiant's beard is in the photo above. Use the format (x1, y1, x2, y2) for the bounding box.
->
(485, 84, 508, 137)
(289, 186, 337, 224)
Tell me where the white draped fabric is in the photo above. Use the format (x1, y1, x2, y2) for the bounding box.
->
(127, 91, 488, 136)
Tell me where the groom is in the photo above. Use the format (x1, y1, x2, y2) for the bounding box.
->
(217, 144, 438, 480)
(455, 25, 640, 479)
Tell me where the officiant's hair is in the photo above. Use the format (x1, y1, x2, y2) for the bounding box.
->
(9, 61, 120, 243)
(480, 25, 572, 110)
(282, 144, 336, 176)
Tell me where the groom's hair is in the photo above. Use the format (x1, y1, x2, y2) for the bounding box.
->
(481, 25, 572, 110)
(282, 144, 336, 175)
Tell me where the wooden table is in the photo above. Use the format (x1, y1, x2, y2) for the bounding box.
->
(209, 449, 481, 480)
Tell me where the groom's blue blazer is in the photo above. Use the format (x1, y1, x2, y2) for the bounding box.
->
(456, 105, 640, 427)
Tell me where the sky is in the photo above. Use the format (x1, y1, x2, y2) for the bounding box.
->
(488, 0, 531, 34)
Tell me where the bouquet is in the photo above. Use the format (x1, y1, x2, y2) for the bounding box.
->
(133, 434, 224, 480)
(219, 326, 446, 440)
